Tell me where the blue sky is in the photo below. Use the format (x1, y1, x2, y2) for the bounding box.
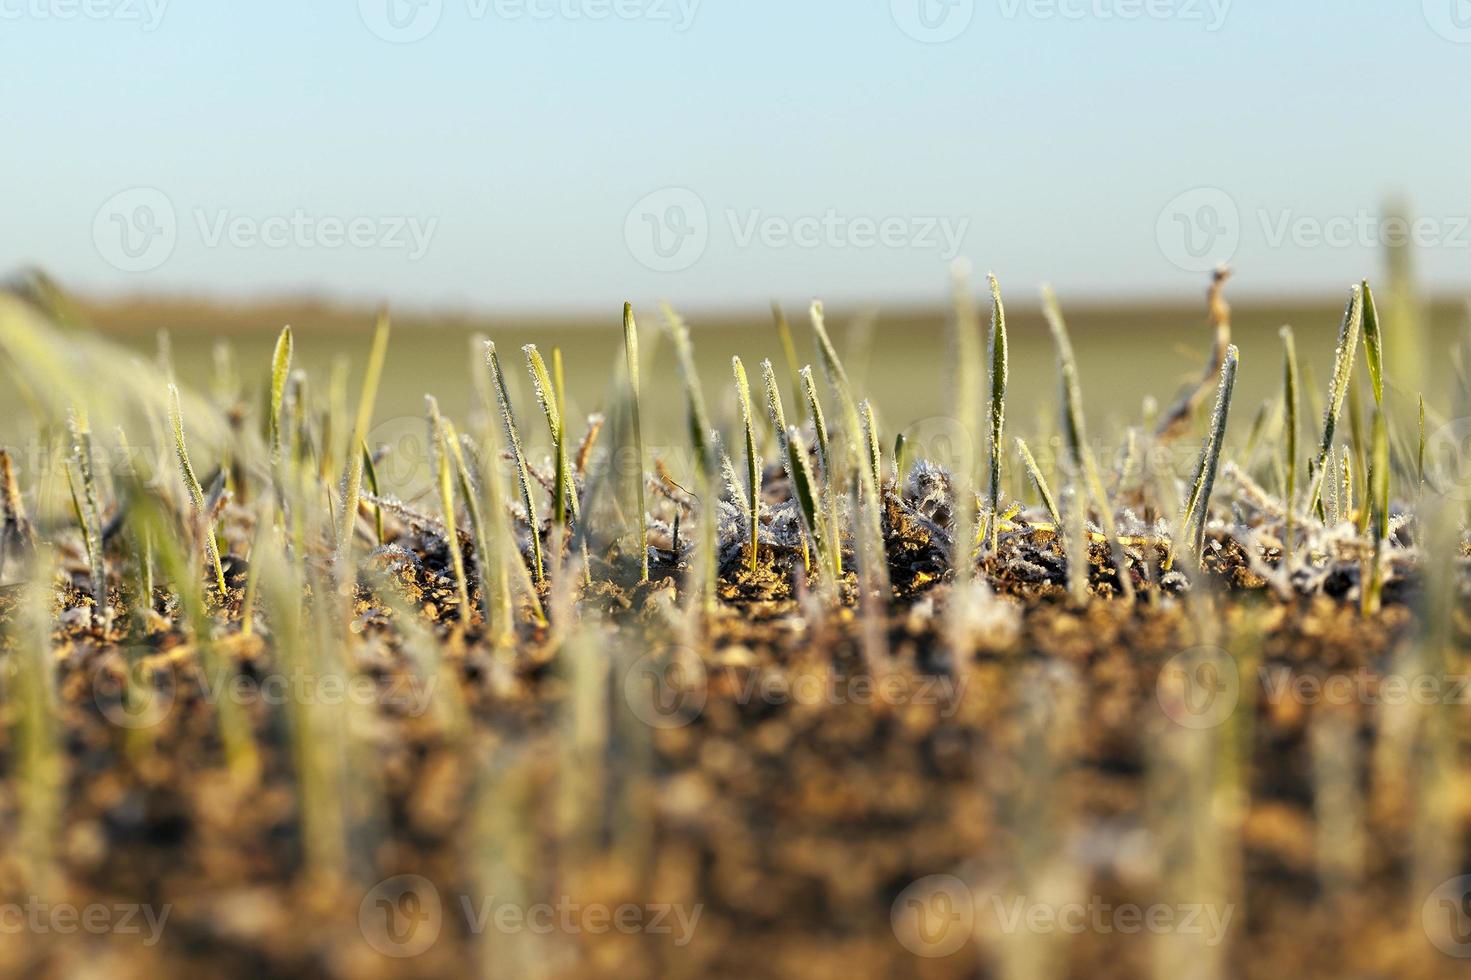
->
(3, 1, 1469, 314)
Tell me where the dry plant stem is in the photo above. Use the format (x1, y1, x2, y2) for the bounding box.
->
(622, 303, 649, 582)
(1156, 265, 1232, 442)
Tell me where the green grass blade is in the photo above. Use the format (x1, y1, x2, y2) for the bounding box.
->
(269, 325, 293, 462)
(169, 383, 228, 599)
(1304, 285, 1364, 517)
(485, 341, 544, 584)
(1015, 437, 1061, 525)
(334, 309, 391, 567)
(1361, 280, 1384, 407)
(733, 356, 761, 574)
(986, 273, 1008, 554)
(623, 303, 649, 583)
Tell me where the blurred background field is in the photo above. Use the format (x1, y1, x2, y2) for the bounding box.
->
(11, 286, 1459, 450)
(10, 288, 1456, 492)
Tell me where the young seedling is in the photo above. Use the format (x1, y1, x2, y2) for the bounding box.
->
(662, 306, 718, 615)
(1041, 286, 1135, 600)
(168, 384, 229, 599)
(986, 273, 1008, 554)
(334, 309, 391, 569)
(524, 344, 577, 525)
(771, 303, 806, 423)
(485, 341, 545, 584)
(1015, 437, 1061, 525)
(1304, 285, 1364, 517)
(1361, 280, 1384, 407)
(428, 396, 472, 625)
(860, 399, 882, 492)
(1280, 326, 1300, 565)
(1178, 345, 1240, 562)
(67, 408, 107, 624)
(1363, 407, 1390, 615)
(732, 356, 761, 574)
(622, 303, 649, 582)
(949, 263, 982, 583)
(799, 366, 833, 487)
(809, 301, 890, 597)
(762, 358, 812, 573)
(269, 325, 293, 463)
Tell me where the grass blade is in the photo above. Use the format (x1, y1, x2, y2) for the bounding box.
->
(1361, 280, 1384, 406)
(334, 309, 391, 567)
(169, 383, 228, 599)
(269, 325, 293, 462)
(1281, 326, 1300, 565)
(485, 341, 544, 584)
(1304, 285, 1364, 516)
(623, 303, 649, 582)
(1016, 437, 1061, 525)
(733, 356, 761, 573)
(986, 273, 1008, 554)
